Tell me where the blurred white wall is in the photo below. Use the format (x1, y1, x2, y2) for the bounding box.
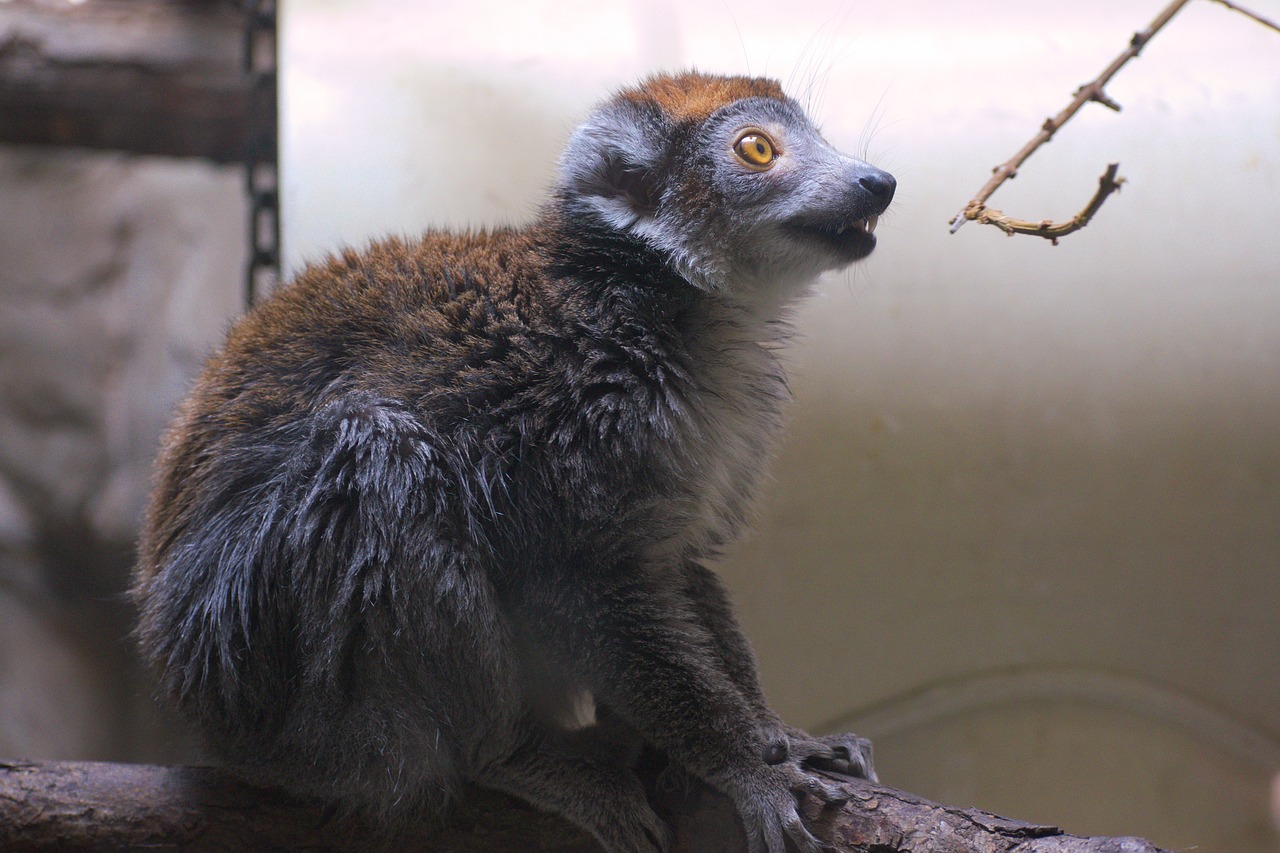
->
(0, 148, 244, 764)
(282, 1, 1280, 849)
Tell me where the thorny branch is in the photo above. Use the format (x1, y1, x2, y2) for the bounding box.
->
(949, 0, 1279, 242)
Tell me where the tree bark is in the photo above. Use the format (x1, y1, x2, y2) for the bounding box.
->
(0, 760, 1170, 852)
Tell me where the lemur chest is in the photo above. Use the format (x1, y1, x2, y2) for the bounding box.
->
(637, 329, 789, 559)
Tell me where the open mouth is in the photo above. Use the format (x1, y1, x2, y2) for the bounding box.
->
(787, 213, 880, 259)
(835, 214, 879, 238)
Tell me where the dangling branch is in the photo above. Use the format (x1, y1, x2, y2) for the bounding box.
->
(949, 0, 1278, 242)
(1205, 0, 1280, 32)
(967, 163, 1125, 246)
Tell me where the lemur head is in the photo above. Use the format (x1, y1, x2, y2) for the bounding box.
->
(556, 71, 895, 297)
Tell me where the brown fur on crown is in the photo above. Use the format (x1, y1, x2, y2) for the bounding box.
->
(616, 71, 787, 123)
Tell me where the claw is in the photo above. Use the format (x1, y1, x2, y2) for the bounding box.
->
(799, 774, 852, 804)
(790, 730, 877, 782)
(783, 814, 827, 853)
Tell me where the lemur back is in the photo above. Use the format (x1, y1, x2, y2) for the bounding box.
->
(134, 71, 895, 853)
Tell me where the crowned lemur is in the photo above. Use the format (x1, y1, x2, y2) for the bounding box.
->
(133, 71, 896, 853)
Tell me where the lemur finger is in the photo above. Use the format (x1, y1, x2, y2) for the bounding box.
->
(741, 816, 779, 853)
(643, 819, 674, 853)
(781, 810, 828, 853)
(797, 773, 854, 805)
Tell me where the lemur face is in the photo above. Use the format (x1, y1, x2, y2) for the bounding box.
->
(558, 72, 896, 295)
(686, 96, 896, 285)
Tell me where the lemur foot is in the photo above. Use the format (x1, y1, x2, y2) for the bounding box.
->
(613, 806, 674, 853)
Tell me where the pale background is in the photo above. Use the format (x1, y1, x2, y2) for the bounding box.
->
(281, 0, 1280, 849)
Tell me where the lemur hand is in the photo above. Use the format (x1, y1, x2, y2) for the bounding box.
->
(785, 727, 877, 782)
(720, 759, 852, 853)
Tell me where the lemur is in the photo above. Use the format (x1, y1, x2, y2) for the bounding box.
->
(133, 71, 895, 853)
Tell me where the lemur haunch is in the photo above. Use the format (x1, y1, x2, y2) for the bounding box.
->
(134, 72, 895, 853)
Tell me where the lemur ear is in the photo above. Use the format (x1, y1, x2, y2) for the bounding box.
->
(557, 101, 664, 226)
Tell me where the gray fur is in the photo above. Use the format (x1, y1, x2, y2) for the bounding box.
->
(133, 72, 894, 853)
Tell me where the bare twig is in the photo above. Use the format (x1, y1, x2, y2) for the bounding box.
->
(948, 0, 1193, 238)
(1205, 0, 1280, 32)
(967, 163, 1126, 245)
(949, 0, 1280, 242)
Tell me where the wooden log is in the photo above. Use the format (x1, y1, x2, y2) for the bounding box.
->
(0, 760, 1172, 852)
(0, 0, 267, 162)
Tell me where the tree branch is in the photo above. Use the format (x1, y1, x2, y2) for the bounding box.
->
(964, 163, 1125, 246)
(948, 0, 1278, 243)
(948, 0, 1192, 239)
(1205, 0, 1280, 33)
(0, 760, 1172, 852)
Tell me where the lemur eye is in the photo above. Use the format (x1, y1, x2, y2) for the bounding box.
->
(734, 131, 776, 168)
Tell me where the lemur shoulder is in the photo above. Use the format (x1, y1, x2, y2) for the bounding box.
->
(134, 71, 895, 853)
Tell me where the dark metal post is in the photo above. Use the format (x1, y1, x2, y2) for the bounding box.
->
(243, 0, 280, 307)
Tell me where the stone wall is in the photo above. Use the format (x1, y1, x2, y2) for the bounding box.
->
(0, 145, 244, 762)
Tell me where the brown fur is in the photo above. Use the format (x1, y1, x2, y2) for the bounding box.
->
(617, 71, 786, 123)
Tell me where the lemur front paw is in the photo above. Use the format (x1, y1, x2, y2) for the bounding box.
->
(785, 728, 877, 782)
(724, 761, 851, 853)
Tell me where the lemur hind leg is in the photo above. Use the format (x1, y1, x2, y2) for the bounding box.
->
(513, 562, 849, 853)
(474, 718, 673, 853)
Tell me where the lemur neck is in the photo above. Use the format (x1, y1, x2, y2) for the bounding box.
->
(537, 199, 791, 345)
(541, 200, 687, 292)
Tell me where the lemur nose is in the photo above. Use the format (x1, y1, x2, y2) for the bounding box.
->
(858, 169, 896, 203)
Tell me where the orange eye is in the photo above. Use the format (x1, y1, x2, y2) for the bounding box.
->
(734, 131, 776, 168)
